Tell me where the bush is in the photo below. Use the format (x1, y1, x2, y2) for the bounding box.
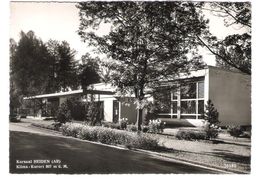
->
(203, 100, 220, 126)
(127, 124, 138, 132)
(61, 123, 161, 150)
(205, 127, 219, 139)
(227, 126, 244, 137)
(148, 119, 165, 134)
(119, 118, 128, 130)
(128, 133, 160, 150)
(102, 122, 121, 130)
(55, 102, 72, 124)
(78, 126, 99, 141)
(176, 129, 207, 140)
(142, 125, 149, 133)
(61, 123, 82, 137)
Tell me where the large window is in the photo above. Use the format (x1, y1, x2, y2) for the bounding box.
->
(156, 79, 204, 119)
(180, 81, 204, 119)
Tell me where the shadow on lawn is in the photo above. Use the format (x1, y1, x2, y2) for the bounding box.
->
(204, 150, 251, 164)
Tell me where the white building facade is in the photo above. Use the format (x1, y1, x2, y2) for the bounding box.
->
(24, 66, 251, 127)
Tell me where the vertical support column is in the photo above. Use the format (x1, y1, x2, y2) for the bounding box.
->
(118, 99, 121, 121)
(177, 84, 181, 119)
(196, 82, 199, 119)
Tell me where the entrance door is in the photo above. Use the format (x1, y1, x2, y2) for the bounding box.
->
(113, 100, 119, 123)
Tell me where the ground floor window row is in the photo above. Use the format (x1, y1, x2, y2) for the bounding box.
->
(156, 80, 205, 120)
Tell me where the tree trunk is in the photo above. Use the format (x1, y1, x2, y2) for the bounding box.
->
(137, 108, 143, 131)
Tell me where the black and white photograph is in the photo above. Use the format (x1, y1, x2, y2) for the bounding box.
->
(5, 0, 256, 176)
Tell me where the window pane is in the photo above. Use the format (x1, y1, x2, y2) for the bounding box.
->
(198, 100, 204, 115)
(172, 115, 177, 119)
(181, 100, 196, 114)
(158, 114, 171, 118)
(172, 101, 177, 114)
(154, 90, 171, 114)
(181, 115, 196, 119)
(198, 82, 204, 98)
(172, 89, 178, 100)
(181, 83, 196, 99)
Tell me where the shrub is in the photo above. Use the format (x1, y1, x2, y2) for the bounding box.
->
(78, 126, 99, 141)
(119, 118, 128, 130)
(142, 125, 149, 133)
(176, 129, 207, 140)
(101, 122, 121, 130)
(205, 127, 219, 139)
(203, 100, 220, 126)
(127, 124, 138, 132)
(128, 133, 160, 150)
(227, 126, 244, 137)
(66, 97, 86, 121)
(61, 123, 82, 137)
(55, 102, 72, 124)
(148, 119, 165, 134)
(203, 100, 221, 139)
(61, 123, 161, 150)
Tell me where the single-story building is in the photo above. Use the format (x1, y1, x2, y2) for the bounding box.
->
(23, 66, 251, 127)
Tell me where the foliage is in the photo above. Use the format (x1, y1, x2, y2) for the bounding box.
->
(205, 127, 220, 139)
(203, 100, 220, 126)
(61, 123, 83, 137)
(85, 100, 103, 126)
(77, 1, 208, 130)
(46, 40, 79, 92)
(78, 53, 101, 89)
(119, 118, 128, 130)
(142, 126, 149, 133)
(55, 102, 72, 124)
(10, 32, 80, 114)
(31, 122, 60, 131)
(214, 33, 251, 74)
(61, 123, 161, 150)
(127, 125, 138, 132)
(227, 126, 244, 137)
(202, 100, 220, 139)
(176, 129, 207, 140)
(148, 119, 165, 134)
(66, 97, 86, 121)
(199, 2, 251, 75)
(102, 122, 121, 130)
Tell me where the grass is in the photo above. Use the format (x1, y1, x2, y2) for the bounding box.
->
(157, 134, 251, 173)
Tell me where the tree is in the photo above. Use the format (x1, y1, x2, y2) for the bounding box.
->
(198, 2, 251, 74)
(78, 53, 101, 89)
(46, 40, 79, 92)
(203, 100, 219, 126)
(77, 1, 208, 130)
(10, 31, 52, 98)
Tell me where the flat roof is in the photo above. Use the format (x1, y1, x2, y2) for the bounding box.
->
(24, 87, 116, 100)
(23, 89, 84, 100)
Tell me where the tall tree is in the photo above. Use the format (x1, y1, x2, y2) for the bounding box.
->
(198, 2, 251, 74)
(77, 1, 208, 130)
(11, 31, 52, 97)
(78, 53, 101, 89)
(46, 40, 79, 92)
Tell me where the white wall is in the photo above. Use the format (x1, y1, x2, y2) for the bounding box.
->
(208, 67, 251, 126)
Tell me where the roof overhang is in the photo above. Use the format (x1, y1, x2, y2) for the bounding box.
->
(84, 89, 116, 95)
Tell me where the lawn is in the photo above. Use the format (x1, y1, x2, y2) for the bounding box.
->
(157, 130, 251, 173)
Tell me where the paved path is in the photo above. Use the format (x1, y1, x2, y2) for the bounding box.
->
(9, 122, 219, 174)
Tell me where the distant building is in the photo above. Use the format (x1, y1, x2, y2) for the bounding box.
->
(23, 66, 251, 127)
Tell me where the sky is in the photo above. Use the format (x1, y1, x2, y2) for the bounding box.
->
(10, 1, 249, 64)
